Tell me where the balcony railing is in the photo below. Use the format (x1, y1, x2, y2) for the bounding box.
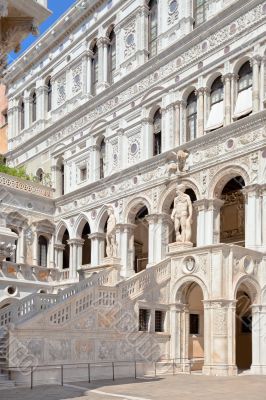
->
(0, 172, 54, 198)
(1, 261, 60, 283)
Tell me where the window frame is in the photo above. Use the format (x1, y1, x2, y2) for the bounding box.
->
(148, 0, 158, 59)
(139, 308, 150, 332)
(186, 91, 197, 141)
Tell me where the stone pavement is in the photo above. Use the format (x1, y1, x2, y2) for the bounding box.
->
(1, 374, 266, 400)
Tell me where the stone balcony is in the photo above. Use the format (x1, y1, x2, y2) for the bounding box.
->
(1, 261, 60, 283)
(0, 172, 54, 198)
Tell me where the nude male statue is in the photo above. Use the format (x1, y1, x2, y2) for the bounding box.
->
(106, 206, 117, 257)
(171, 184, 193, 243)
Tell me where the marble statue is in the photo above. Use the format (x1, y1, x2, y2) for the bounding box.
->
(106, 206, 118, 258)
(171, 184, 193, 243)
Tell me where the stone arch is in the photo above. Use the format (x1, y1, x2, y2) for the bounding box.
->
(234, 275, 261, 370)
(74, 213, 92, 239)
(95, 205, 110, 233)
(171, 275, 209, 303)
(88, 36, 98, 51)
(181, 85, 197, 102)
(89, 118, 108, 133)
(232, 55, 252, 75)
(208, 165, 250, 199)
(0, 297, 20, 310)
(124, 196, 152, 224)
(158, 180, 200, 214)
(205, 70, 224, 90)
(234, 275, 261, 304)
(56, 220, 71, 242)
(141, 86, 166, 102)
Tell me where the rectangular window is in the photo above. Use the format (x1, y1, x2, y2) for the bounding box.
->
(139, 309, 150, 331)
(190, 313, 199, 335)
(155, 310, 165, 332)
(194, 0, 208, 27)
(80, 167, 87, 182)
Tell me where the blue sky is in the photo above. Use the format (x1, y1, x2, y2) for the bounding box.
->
(8, 0, 76, 64)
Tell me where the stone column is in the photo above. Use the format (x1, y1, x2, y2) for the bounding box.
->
(67, 239, 84, 279)
(179, 101, 187, 145)
(54, 243, 65, 269)
(24, 92, 31, 130)
(204, 88, 210, 130)
(196, 88, 205, 137)
(169, 303, 190, 371)
(96, 37, 109, 92)
(261, 56, 266, 109)
(142, 118, 153, 159)
(202, 300, 237, 376)
(163, 104, 175, 151)
(88, 233, 106, 267)
(223, 74, 232, 125)
(250, 305, 266, 375)
(146, 214, 172, 265)
(174, 101, 180, 146)
(231, 73, 238, 118)
(18, 227, 26, 264)
(31, 229, 38, 266)
(136, 4, 149, 65)
(89, 145, 100, 182)
(48, 234, 55, 268)
(116, 223, 136, 277)
(251, 55, 262, 113)
(243, 184, 264, 251)
(36, 82, 46, 122)
(85, 50, 93, 97)
(194, 199, 224, 246)
(117, 129, 126, 170)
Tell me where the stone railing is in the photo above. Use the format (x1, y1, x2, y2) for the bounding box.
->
(119, 258, 171, 301)
(0, 172, 54, 198)
(1, 261, 60, 282)
(0, 267, 115, 328)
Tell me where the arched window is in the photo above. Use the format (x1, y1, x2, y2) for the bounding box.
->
(20, 100, 25, 131)
(233, 61, 253, 120)
(36, 168, 44, 183)
(108, 28, 116, 84)
(6, 229, 18, 263)
(62, 229, 69, 269)
(91, 42, 99, 95)
(100, 138, 106, 179)
(148, 0, 158, 58)
(206, 76, 224, 131)
(186, 91, 197, 141)
(38, 235, 48, 267)
(47, 78, 52, 112)
(60, 164, 65, 195)
(31, 91, 37, 123)
(153, 109, 161, 156)
(193, 0, 208, 28)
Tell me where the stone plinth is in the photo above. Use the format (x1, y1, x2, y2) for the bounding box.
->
(168, 241, 193, 254)
(101, 257, 121, 267)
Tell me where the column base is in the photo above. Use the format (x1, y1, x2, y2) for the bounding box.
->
(168, 241, 193, 254)
(202, 364, 238, 376)
(250, 364, 266, 375)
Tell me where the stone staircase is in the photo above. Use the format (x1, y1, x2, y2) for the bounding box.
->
(0, 372, 15, 389)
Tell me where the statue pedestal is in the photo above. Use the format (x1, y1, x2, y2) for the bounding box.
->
(101, 257, 121, 267)
(168, 241, 193, 254)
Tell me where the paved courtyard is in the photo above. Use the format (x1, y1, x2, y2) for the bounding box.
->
(1, 374, 266, 400)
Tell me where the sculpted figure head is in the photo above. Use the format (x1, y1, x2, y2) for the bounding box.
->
(176, 184, 186, 194)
